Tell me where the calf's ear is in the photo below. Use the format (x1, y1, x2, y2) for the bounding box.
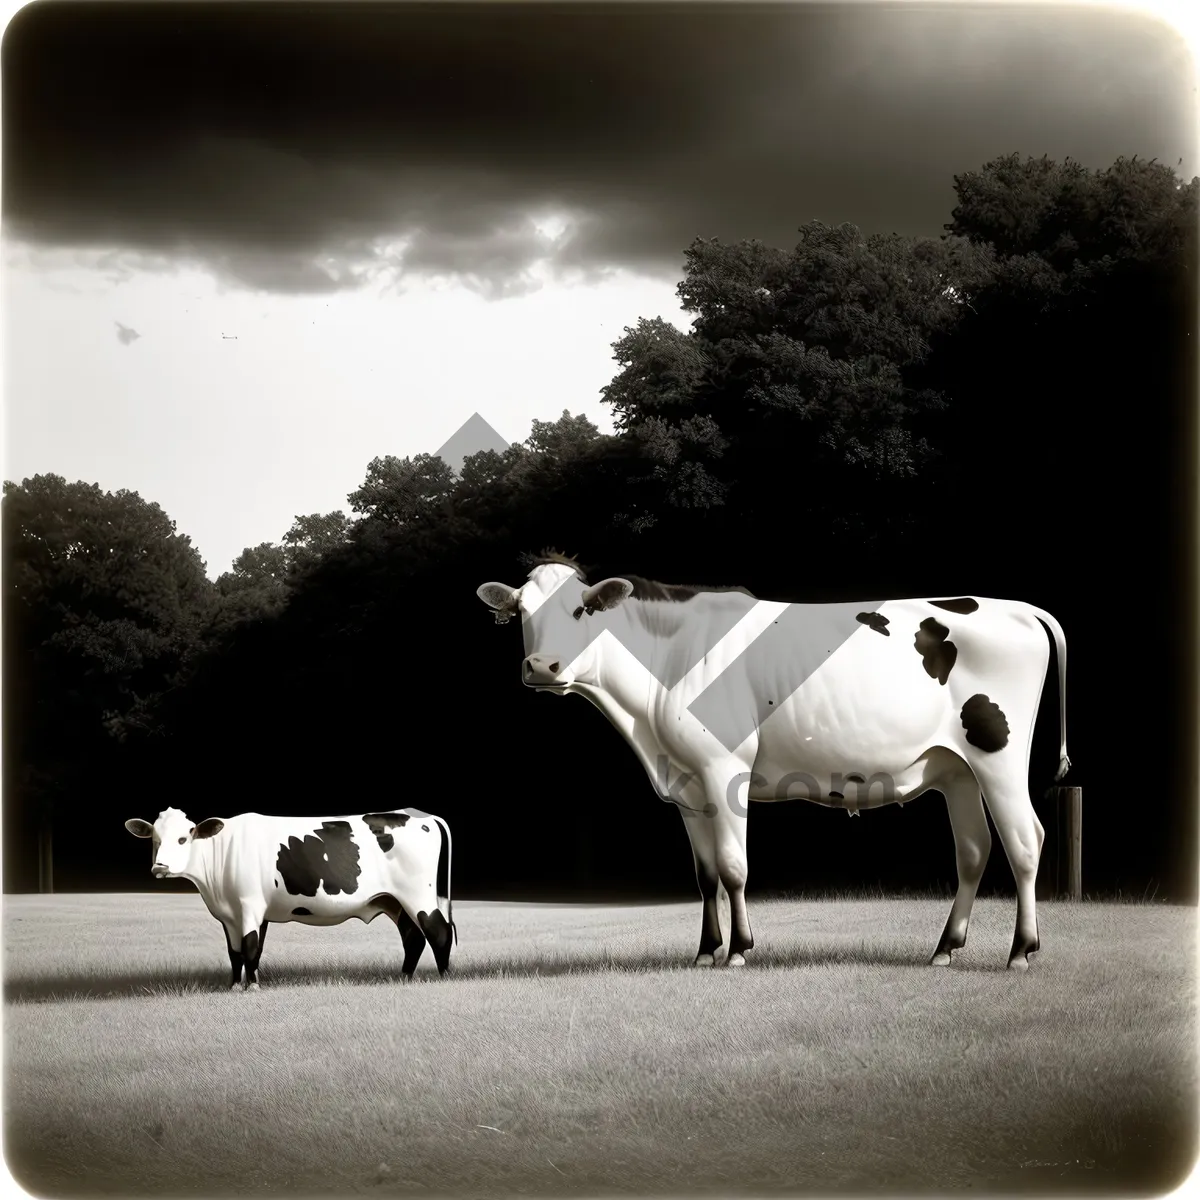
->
(125, 819, 155, 839)
(193, 818, 225, 840)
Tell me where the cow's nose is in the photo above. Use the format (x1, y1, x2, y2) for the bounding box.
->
(522, 654, 564, 686)
(151, 863, 168, 877)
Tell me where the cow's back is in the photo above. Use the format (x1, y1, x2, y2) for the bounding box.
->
(626, 594, 1050, 790)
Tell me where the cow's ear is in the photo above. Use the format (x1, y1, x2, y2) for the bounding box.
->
(125, 819, 155, 839)
(193, 818, 224, 840)
(477, 582, 519, 624)
(582, 578, 634, 612)
(476, 582, 517, 611)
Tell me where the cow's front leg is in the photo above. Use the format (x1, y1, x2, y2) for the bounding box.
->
(679, 806, 722, 967)
(711, 768, 755, 967)
(220, 920, 244, 990)
(230, 901, 268, 992)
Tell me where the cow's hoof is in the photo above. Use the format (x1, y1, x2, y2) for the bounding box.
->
(230, 983, 242, 992)
(1007, 956, 1031, 972)
(693, 953, 715, 968)
(930, 952, 952, 967)
(727, 953, 746, 968)
(247, 981, 260, 992)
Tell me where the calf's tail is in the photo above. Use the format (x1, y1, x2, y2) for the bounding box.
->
(435, 816, 456, 946)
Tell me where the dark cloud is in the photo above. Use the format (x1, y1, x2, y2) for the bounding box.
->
(3, 2, 1193, 298)
(114, 321, 141, 345)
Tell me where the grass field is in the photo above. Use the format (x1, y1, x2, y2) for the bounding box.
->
(3, 893, 1196, 1198)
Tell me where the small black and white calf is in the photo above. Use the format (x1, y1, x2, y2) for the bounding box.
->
(124, 808, 455, 989)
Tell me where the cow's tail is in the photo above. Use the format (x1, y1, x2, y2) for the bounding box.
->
(1030, 605, 1071, 781)
(434, 815, 456, 946)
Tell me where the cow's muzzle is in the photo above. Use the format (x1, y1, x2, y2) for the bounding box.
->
(522, 654, 571, 688)
(151, 864, 170, 879)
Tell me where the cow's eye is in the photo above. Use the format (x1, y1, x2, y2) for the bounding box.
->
(178, 837, 187, 845)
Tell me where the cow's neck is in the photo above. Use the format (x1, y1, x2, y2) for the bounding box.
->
(567, 602, 679, 791)
(178, 837, 219, 900)
(591, 603, 665, 712)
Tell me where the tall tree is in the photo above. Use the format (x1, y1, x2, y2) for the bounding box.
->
(602, 223, 995, 570)
(348, 453, 457, 526)
(213, 542, 292, 630)
(282, 510, 352, 577)
(3, 474, 215, 890)
(924, 152, 1198, 570)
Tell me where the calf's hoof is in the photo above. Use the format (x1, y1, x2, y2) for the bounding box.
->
(1007, 956, 1031, 972)
(247, 981, 260, 992)
(727, 952, 746, 968)
(693, 953, 715, 968)
(930, 951, 952, 967)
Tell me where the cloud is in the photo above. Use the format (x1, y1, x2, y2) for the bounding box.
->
(3, 3, 1193, 299)
(114, 321, 141, 345)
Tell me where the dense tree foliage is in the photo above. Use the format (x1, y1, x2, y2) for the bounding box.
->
(5, 154, 1195, 899)
(2, 475, 216, 887)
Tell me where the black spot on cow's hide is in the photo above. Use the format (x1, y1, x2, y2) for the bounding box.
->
(856, 612, 890, 636)
(961, 694, 1010, 752)
(292, 907, 312, 916)
(276, 822, 362, 897)
(930, 597, 979, 615)
(914, 618, 957, 685)
(363, 812, 410, 854)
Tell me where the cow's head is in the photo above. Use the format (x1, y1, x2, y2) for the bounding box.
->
(124, 807, 224, 878)
(476, 554, 636, 691)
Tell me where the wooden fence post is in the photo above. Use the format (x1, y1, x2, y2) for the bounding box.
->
(1052, 786, 1083, 901)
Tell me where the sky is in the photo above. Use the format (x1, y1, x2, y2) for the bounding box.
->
(3, 0, 1196, 579)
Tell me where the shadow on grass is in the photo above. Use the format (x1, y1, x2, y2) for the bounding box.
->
(5, 937, 1008, 1004)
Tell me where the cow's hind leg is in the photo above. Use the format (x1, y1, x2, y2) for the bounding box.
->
(931, 772, 991, 966)
(418, 909, 453, 978)
(397, 908, 427, 980)
(972, 759, 1044, 970)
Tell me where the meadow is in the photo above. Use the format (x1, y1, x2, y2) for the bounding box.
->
(3, 893, 1195, 1198)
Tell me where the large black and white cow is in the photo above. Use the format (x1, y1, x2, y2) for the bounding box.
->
(477, 550, 1070, 972)
(124, 808, 455, 989)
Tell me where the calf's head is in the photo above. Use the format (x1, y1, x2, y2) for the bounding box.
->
(124, 808, 224, 878)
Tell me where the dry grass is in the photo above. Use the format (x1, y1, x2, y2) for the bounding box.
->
(3, 894, 1196, 1198)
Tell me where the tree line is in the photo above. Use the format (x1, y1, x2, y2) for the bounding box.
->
(5, 153, 1196, 899)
